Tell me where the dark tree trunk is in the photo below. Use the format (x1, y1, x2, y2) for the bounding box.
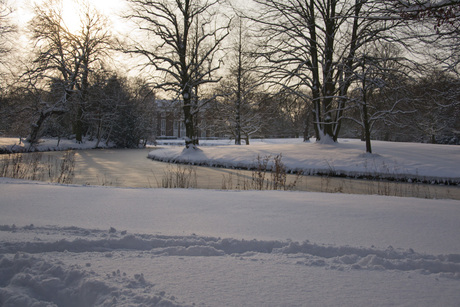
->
(235, 78, 242, 145)
(27, 109, 65, 145)
(303, 106, 310, 142)
(75, 105, 83, 143)
(362, 104, 372, 153)
(183, 90, 198, 148)
(361, 69, 372, 153)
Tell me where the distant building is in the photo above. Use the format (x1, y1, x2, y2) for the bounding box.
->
(154, 99, 224, 140)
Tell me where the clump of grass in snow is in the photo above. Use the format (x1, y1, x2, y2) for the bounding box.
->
(0, 151, 75, 184)
(221, 154, 303, 191)
(160, 164, 197, 188)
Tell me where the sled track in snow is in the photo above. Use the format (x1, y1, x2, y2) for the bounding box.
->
(2, 225, 460, 279)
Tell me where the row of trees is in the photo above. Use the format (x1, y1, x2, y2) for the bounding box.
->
(0, 0, 459, 151)
(123, 0, 460, 150)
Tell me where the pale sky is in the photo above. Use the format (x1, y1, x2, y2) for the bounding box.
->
(8, 0, 251, 82)
(13, 0, 129, 34)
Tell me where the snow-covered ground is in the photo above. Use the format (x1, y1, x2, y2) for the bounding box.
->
(0, 137, 113, 153)
(151, 138, 460, 183)
(1, 179, 460, 306)
(1, 137, 460, 306)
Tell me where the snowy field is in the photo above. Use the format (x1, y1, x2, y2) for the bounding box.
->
(1, 137, 460, 306)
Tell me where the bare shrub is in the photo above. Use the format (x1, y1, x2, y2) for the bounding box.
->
(252, 155, 270, 190)
(56, 151, 75, 184)
(161, 164, 197, 188)
(221, 154, 302, 191)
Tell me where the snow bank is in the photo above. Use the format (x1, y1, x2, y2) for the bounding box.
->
(0, 137, 113, 154)
(149, 139, 460, 183)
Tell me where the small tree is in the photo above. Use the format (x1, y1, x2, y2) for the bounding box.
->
(72, 2, 113, 142)
(225, 16, 260, 145)
(347, 43, 412, 152)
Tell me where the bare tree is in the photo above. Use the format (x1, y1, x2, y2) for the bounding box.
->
(25, 0, 112, 144)
(72, 2, 113, 142)
(387, 0, 460, 143)
(249, 0, 403, 143)
(275, 90, 310, 139)
(347, 43, 411, 153)
(0, 0, 16, 135)
(407, 69, 460, 143)
(125, 0, 231, 148)
(388, 1, 460, 74)
(25, 0, 74, 144)
(216, 15, 260, 144)
(0, 0, 15, 68)
(213, 81, 265, 143)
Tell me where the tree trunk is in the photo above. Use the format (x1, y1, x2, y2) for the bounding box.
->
(303, 107, 310, 142)
(183, 91, 198, 149)
(27, 113, 47, 146)
(75, 105, 83, 143)
(27, 108, 66, 145)
(235, 20, 243, 146)
(235, 108, 241, 145)
(235, 80, 242, 145)
(95, 118, 103, 148)
(363, 107, 372, 153)
(333, 0, 363, 142)
(361, 73, 372, 153)
(76, 58, 90, 144)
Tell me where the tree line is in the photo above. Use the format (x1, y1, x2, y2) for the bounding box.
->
(0, 0, 458, 151)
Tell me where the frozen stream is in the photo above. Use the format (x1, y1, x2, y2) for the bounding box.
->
(72, 148, 244, 188)
(9, 148, 455, 200)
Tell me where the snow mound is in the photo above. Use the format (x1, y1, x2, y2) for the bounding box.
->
(0, 253, 184, 307)
(275, 241, 460, 278)
(315, 134, 336, 145)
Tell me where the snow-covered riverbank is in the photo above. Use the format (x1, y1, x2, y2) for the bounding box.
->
(2, 136, 459, 183)
(150, 138, 460, 184)
(0, 137, 114, 154)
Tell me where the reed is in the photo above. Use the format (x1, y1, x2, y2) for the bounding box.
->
(161, 164, 197, 188)
(0, 151, 75, 184)
(221, 154, 303, 191)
